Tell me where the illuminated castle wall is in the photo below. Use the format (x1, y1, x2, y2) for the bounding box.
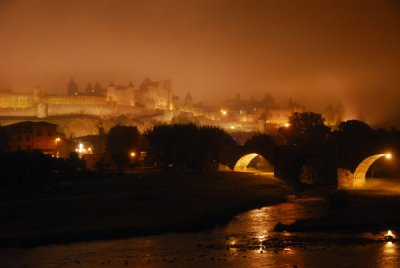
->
(0, 79, 172, 118)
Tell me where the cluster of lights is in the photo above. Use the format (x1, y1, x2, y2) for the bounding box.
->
(220, 109, 227, 116)
(75, 142, 93, 154)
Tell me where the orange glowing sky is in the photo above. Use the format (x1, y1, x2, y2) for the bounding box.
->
(0, 0, 399, 126)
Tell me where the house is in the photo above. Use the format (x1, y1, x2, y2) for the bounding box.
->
(4, 121, 59, 155)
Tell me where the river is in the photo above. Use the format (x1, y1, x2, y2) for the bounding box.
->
(1, 194, 399, 267)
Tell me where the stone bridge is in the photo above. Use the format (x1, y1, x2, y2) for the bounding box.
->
(233, 153, 274, 173)
(338, 153, 392, 189)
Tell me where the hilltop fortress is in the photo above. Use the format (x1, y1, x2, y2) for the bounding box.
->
(0, 78, 173, 118)
(0, 78, 345, 138)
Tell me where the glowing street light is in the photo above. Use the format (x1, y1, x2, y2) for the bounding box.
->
(385, 230, 396, 242)
(385, 153, 392, 159)
(78, 143, 85, 153)
(130, 151, 136, 158)
(220, 109, 227, 116)
(55, 137, 61, 157)
(284, 123, 290, 128)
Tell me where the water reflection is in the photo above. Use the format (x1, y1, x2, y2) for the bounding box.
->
(2, 195, 400, 267)
(379, 241, 400, 267)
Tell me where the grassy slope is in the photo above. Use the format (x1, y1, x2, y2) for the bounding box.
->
(0, 172, 290, 247)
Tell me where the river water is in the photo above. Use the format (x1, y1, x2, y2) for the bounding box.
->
(1, 195, 399, 267)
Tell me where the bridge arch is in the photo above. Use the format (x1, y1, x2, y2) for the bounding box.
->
(233, 153, 274, 173)
(353, 153, 392, 188)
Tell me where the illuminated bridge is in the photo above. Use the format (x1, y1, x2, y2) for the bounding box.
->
(233, 153, 274, 173)
(338, 153, 392, 189)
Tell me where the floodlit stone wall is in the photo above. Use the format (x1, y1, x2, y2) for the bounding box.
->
(337, 168, 354, 189)
(44, 95, 108, 106)
(0, 93, 34, 108)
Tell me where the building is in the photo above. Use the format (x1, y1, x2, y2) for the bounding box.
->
(0, 78, 172, 119)
(4, 121, 59, 154)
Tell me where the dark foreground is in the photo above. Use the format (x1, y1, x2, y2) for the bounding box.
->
(0, 171, 289, 247)
(2, 194, 399, 268)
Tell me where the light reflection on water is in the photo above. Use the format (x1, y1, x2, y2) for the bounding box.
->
(1, 195, 399, 267)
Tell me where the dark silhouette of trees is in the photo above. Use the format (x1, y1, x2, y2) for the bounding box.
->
(145, 124, 197, 171)
(198, 126, 238, 170)
(279, 112, 330, 146)
(330, 120, 375, 169)
(106, 125, 141, 174)
(145, 124, 237, 171)
(94, 82, 104, 96)
(0, 126, 9, 152)
(243, 134, 276, 163)
(85, 83, 94, 95)
(276, 112, 332, 185)
(67, 78, 79, 96)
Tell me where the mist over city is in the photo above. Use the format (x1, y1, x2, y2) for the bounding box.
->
(0, 0, 399, 126)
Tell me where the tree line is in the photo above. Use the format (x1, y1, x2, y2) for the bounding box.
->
(1, 112, 400, 187)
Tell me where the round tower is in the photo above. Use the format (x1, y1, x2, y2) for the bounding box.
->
(36, 103, 48, 118)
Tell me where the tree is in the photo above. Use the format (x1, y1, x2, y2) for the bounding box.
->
(330, 120, 375, 169)
(67, 78, 79, 96)
(94, 82, 104, 96)
(198, 126, 238, 170)
(243, 134, 276, 163)
(279, 112, 330, 146)
(145, 124, 198, 171)
(145, 124, 238, 172)
(106, 125, 141, 174)
(85, 83, 94, 95)
(337, 120, 372, 135)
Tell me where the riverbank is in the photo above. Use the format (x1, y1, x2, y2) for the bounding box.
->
(0, 171, 290, 248)
(276, 178, 400, 234)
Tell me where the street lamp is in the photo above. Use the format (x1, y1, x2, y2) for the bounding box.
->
(55, 137, 61, 157)
(130, 151, 136, 158)
(385, 153, 392, 159)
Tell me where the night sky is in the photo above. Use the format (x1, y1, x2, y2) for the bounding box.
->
(0, 0, 399, 126)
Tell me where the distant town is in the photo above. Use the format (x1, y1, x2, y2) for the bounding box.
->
(0, 78, 347, 157)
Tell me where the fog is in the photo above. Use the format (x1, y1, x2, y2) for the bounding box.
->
(0, 0, 399, 126)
